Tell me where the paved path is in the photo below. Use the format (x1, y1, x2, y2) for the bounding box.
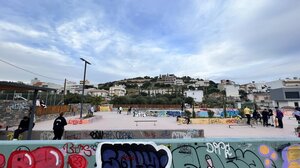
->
(31, 111, 299, 138)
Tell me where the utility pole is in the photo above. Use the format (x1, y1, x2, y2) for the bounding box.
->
(80, 58, 91, 119)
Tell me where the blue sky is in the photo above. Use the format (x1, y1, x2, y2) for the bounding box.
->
(0, 0, 300, 85)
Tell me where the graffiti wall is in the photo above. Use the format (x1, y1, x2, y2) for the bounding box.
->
(0, 138, 298, 168)
(0, 129, 204, 140)
(188, 118, 239, 124)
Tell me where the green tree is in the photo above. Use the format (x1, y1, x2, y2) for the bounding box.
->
(171, 97, 183, 104)
(64, 93, 81, 104)
(141, 81, 151, 89)
(184, 97, 194, 105)
(87, 96, 103, 106)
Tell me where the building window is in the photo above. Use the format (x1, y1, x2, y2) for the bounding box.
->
(285, 92, 300, 99)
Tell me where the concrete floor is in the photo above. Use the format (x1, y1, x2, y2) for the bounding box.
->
(29, 111, 299, 138)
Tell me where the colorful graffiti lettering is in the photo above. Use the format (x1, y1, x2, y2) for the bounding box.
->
(96, 142, 172, 168)
(258, 144, 278, 168)
(206, 142, 232, 158)
(68, 154, 88, 168)
(282, 144, 300, 168)
(7, 150, 35, 168)
(31, 146, 64, 168)
(5, 146, 88, 168)
(0, 140, 299, 168)
(209, 118, 221, 124)
(39, 131, 53, 140)
(0, 154, 5, 168)
(225, 118, 238, 124)
(63, 142, 96, 157)
(172, 143, 266, 168)
(90, 131, 104, 139)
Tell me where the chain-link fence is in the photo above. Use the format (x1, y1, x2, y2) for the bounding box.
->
(0, 91, 64, 106)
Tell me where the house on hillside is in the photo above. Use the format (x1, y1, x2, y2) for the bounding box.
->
(267, 77, 300, 89)
(87, 89, 109, 98)
(247, 92, 272, 108)
(184, 90, 204, 103)
(218, 80, 240, 100)
(270, 87, 300, 108)
(157, 74, 176, 85)
(109, 85, 126, 97)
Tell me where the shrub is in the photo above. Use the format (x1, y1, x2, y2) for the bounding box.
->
(184, 110, 191, 118)
(208, 110, 214, 118)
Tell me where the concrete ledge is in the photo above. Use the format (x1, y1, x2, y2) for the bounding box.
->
(178, 118, 239, 124)
(0, 129, 204, 140)
(68, 115, 102, 125)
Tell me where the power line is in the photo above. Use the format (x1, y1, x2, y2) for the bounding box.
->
(0, 58, 64, 82)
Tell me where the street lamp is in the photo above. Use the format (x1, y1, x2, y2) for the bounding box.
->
(80, 58, 91, 118)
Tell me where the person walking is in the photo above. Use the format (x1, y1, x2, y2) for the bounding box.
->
(244, 106, 251, 125)
(53, 112, 67, 140)
(275, 107, 284, 128)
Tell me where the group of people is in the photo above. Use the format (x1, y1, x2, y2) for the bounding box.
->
(243, 106, 284, 128)
(13, 112, 67, 140)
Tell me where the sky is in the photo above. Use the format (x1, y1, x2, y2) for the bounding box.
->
(0, 0, 300, 86)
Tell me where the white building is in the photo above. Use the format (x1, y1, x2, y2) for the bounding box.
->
(266, 78, 300, 89)
(109, 85, 126, 97)
(184, 90, 204, 103)
(157, 74, 176, 85)
(218, 82, 240, 98)
(65, 81, 80, 94)
(195, 80, 210, 87)
(174, 79, 184, 86)
(141, 88, 171, 96)
(87, 89, 109, 98)
(240, 82, 269, 93)
(247, 92, 272, 108)
(270, 87, 300, 108)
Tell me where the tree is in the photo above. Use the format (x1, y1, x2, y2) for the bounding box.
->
(141, 81, 151, 89)
(171, 97, 183, 104)
(188, 85, 195, 90)
(87, 96, 103, 106)
(184, 97, 194, 106)
(64, 93, 81, 104)
(239, 90, 248, 101)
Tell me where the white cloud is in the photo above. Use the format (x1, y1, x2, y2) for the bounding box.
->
(1, 1, 300, 84)
(0, 42, 79, 83)
(0, 21, 47, 38)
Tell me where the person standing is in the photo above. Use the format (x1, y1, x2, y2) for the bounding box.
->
(268, 109, 274, 126)
(252, 110, 259, 125)
(119, 106, 123, 114)
(89, 105, 95, 116)
(244, 107, 251, 125)
(261, 109, 269, 127)
(53, 112, 67, 140)
(275, 107, 284, 128)
(127, 107, 132, 115)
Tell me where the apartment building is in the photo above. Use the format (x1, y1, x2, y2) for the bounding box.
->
(109, 85, 126, 97)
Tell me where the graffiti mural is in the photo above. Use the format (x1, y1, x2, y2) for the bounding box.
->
(96, 142, 172, 168)
(282, 144, 300, 168)
(0, 139, 299, 167)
